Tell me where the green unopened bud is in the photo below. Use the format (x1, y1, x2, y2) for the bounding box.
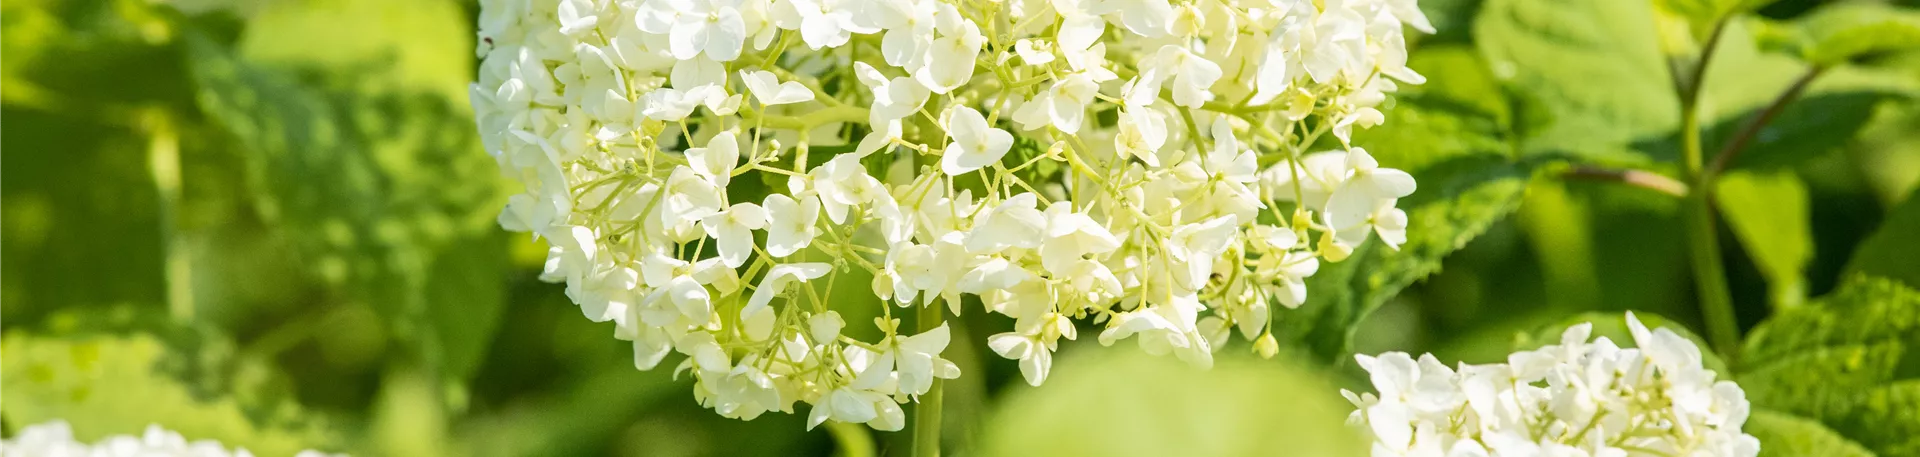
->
(1254, 333, 1279, 359)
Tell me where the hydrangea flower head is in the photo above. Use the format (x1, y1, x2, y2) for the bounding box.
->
(473, 0, 1432, 430)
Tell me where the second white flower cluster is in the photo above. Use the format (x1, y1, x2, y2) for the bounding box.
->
(1344, 313, 1760, 457)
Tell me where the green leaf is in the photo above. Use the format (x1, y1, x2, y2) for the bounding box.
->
(237, 0, 473, 105)
(1764, 4, 1920, 67)
(185, 32, 509, 383)
(1, 331, 342, 455)
(1275, 47, 1533, 363)
(1847, 187, 1920, 290)
(975, 344, 1366, 457)
(1737, 276, 1920, 456)
(1715, 170, 1812, 307)
(1746, 408, 1876, 457)
(421, 231, 512, 380)
(1474, 0, 1678, 162)
(1511, 311, 1729, 375)
(1653, 0, 1768, 47)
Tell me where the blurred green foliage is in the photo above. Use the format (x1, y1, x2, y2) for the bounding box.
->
(3, 0, 1919, 455)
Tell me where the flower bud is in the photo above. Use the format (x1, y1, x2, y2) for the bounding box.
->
(1253, 332, 1279, 359)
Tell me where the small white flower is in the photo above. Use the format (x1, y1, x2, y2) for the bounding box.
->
(1152, 44, 1223, 108)
(744, 262, 832, 317)
(762, 193, 822, 257)
(701, 202, 768, 268)
(963, 193, 1047, 254)
(740, 70, 815, 105)
(988, 330, 1053, 386)
(941, 106, 1015, 175)
(1324, 148, 1415, 252)
(915, 11, 984, 93)
(665, 0, 749, 62)
(688, 131, 741, 187)
(891, 323, 962, 396)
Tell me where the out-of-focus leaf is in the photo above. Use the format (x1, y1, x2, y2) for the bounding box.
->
(185, 33, 508, 384)
(456, 368, 681, 457)
(1510, 311, 1728, 375)
(1653, 0, 1769, 52)
(422, 231, 512, 382)
(1737, 276, 1920, 456)
(238, 0, 472, 105)
(1746, 409, 1876, 457)
(1413, 0, 1482, 44)
(1846, 187, 1920, 289)
(1758, 4, 1920, 67)
(1849, 97, 1920, 207)
(1716, 170, 1812, 307)
(0, 0, 195, 113)
(0, 332, 343, 455)
(1276, 47, 1532, 362)
(1474, 0, 1677, 162)
(976, 344, 1365, 457)
(0, 106, 166, 322)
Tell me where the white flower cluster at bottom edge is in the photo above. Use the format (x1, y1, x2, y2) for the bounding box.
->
(0, 420, 342, 457)
(1343, 312, 1761, 457)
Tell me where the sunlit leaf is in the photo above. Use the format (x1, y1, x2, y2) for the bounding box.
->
(1746, 409, 1876, 457)
(1737, 276, 1920, 456)
(1759, 4, 1920, 67)
(1716, 170, 1812, 307)
(1474, 0, 1678, 162)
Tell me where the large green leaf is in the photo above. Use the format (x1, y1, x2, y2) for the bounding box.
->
(975, 344, 1366, 457)
(1846, 187, 1920, 289)
(1473, 0, 1677, 162)
(1275, 47, 1533, 362)
(1716, 170, 1812, 307)
(1, 331, 342, 455)
(1746, 409, 1876, 457)
(1737, 276, 1920, 456)
(1759, 3, 1920, 67)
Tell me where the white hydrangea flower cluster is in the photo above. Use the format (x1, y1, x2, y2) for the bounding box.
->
(1342, 313, 1761, 457)
(0, 420, 343, 457)
(471, 0, 1429, 430)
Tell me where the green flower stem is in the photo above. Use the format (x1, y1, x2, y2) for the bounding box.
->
(913, 301, 945, 457)
(1683, 174, 1741, 363)
(1671, 19, 1742, 365)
